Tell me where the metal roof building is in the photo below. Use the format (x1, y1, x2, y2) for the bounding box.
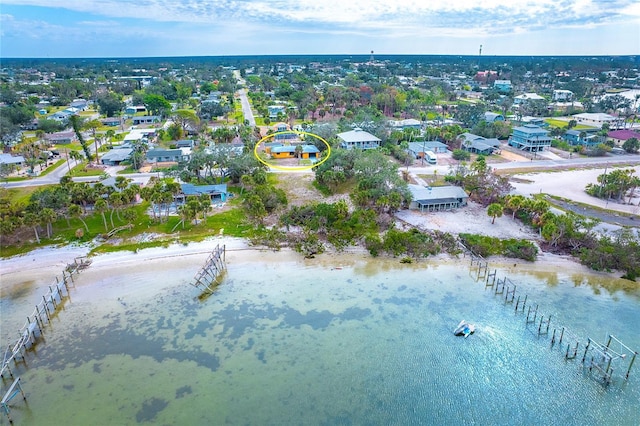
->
(408, 184, 469, 212)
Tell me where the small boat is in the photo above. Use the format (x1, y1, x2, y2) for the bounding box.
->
(453, 320, 475, 338)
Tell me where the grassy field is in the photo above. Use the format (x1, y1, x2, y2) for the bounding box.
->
(544, 118, 596, 131)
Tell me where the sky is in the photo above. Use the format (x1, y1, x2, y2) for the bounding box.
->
(1, 0, 639, 58)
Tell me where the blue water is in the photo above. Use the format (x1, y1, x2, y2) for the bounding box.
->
(1, 250, 639, 425)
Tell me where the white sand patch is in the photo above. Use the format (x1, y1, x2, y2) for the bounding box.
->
(396, 201, 540, 241)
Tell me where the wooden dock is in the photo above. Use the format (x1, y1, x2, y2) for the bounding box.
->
(1, 256, 90, 423)
(192, 244, 226, 293)
(463, 251, 638, 387)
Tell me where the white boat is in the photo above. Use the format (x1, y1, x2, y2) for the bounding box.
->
(453, 320, 475, 338)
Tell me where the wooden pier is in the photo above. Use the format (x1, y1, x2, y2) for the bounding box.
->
(463, 254, 638, 387)
(1, 256, 90, 423)
(192, 244, 226, 293)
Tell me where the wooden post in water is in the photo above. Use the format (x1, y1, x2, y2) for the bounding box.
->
(486, 269, 496, 286)
(526, 304, 538, 324)
(626, 351, 637, 379)
(537, 315, 551, 336)
(582, 338, 592, 363)
(565, 339, 579, 360)
(515, 294, 527, 313)
(504, 284, 516, 303)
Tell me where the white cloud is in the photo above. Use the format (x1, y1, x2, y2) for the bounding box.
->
(3, 0, 636, 30)
(2, 0, 638, 56)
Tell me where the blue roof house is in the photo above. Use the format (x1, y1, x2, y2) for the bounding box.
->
(508, 125, 552, 152)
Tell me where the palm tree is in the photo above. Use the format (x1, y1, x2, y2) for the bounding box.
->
(105, 129, 116, 149)
(23, 211, 41, 243)
(487, 203, 503, 224)
(68, 149, 83, 173)
(114, 176, 132, 192)
(69, 115, 92, 161)
(173, 198, 198, 231)
(505, 194, 525, 219)
(108, 192, 123, 228)
(94, 199, 109, 231)
(199, 193, 211, 221)
(84, 119, 103, 164)
(122, 208, 137, 228)
(68, 204, 89, 234)
(40, 207, 57, 238)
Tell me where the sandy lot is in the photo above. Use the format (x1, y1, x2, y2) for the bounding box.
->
(510, 166, 640, 215)
(396, 201, 539, 241)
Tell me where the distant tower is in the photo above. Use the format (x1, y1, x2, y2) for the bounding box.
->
(479, 45, 483, 57)
(370, 50, 375, 62)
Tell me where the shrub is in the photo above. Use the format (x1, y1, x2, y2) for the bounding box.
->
(452, 149, 471, 161)
(459, 233, 538, 261)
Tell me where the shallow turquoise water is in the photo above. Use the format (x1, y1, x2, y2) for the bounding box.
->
(2, 251, 640, 425)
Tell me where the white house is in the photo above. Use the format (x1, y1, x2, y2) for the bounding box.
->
(337, 128, 381, 150)
(572, 113, 623, 129)
(552, 90, 574, 102)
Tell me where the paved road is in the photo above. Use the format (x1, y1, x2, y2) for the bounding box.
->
(237, 88, 256, 127)
(233, 70, 256, 127)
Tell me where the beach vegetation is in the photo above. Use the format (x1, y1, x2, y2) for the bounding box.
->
(459, 233, 538, 261)
(487, 203, 504, 224)
(585, 168, 640, 203)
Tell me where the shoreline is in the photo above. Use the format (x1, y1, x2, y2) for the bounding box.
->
(1, 236, 632, 289)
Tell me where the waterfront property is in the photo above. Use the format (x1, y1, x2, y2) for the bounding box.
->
(337, 128, 381, 150)
(408, 184, 469, 212)
(508, 125, 552, 152)
(177, 183, 228, 203)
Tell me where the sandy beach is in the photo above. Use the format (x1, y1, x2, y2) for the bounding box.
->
(1, 197, 630, 295)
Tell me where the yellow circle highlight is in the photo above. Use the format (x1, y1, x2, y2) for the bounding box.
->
(253, 131, 332, 171)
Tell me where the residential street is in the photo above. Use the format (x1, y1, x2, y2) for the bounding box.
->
(233, 70, 256, 127)
(237, 88, 256, 127)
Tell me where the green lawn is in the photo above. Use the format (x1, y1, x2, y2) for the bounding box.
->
(68, 162, 107, 177)
(544, 118, 596, 131)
